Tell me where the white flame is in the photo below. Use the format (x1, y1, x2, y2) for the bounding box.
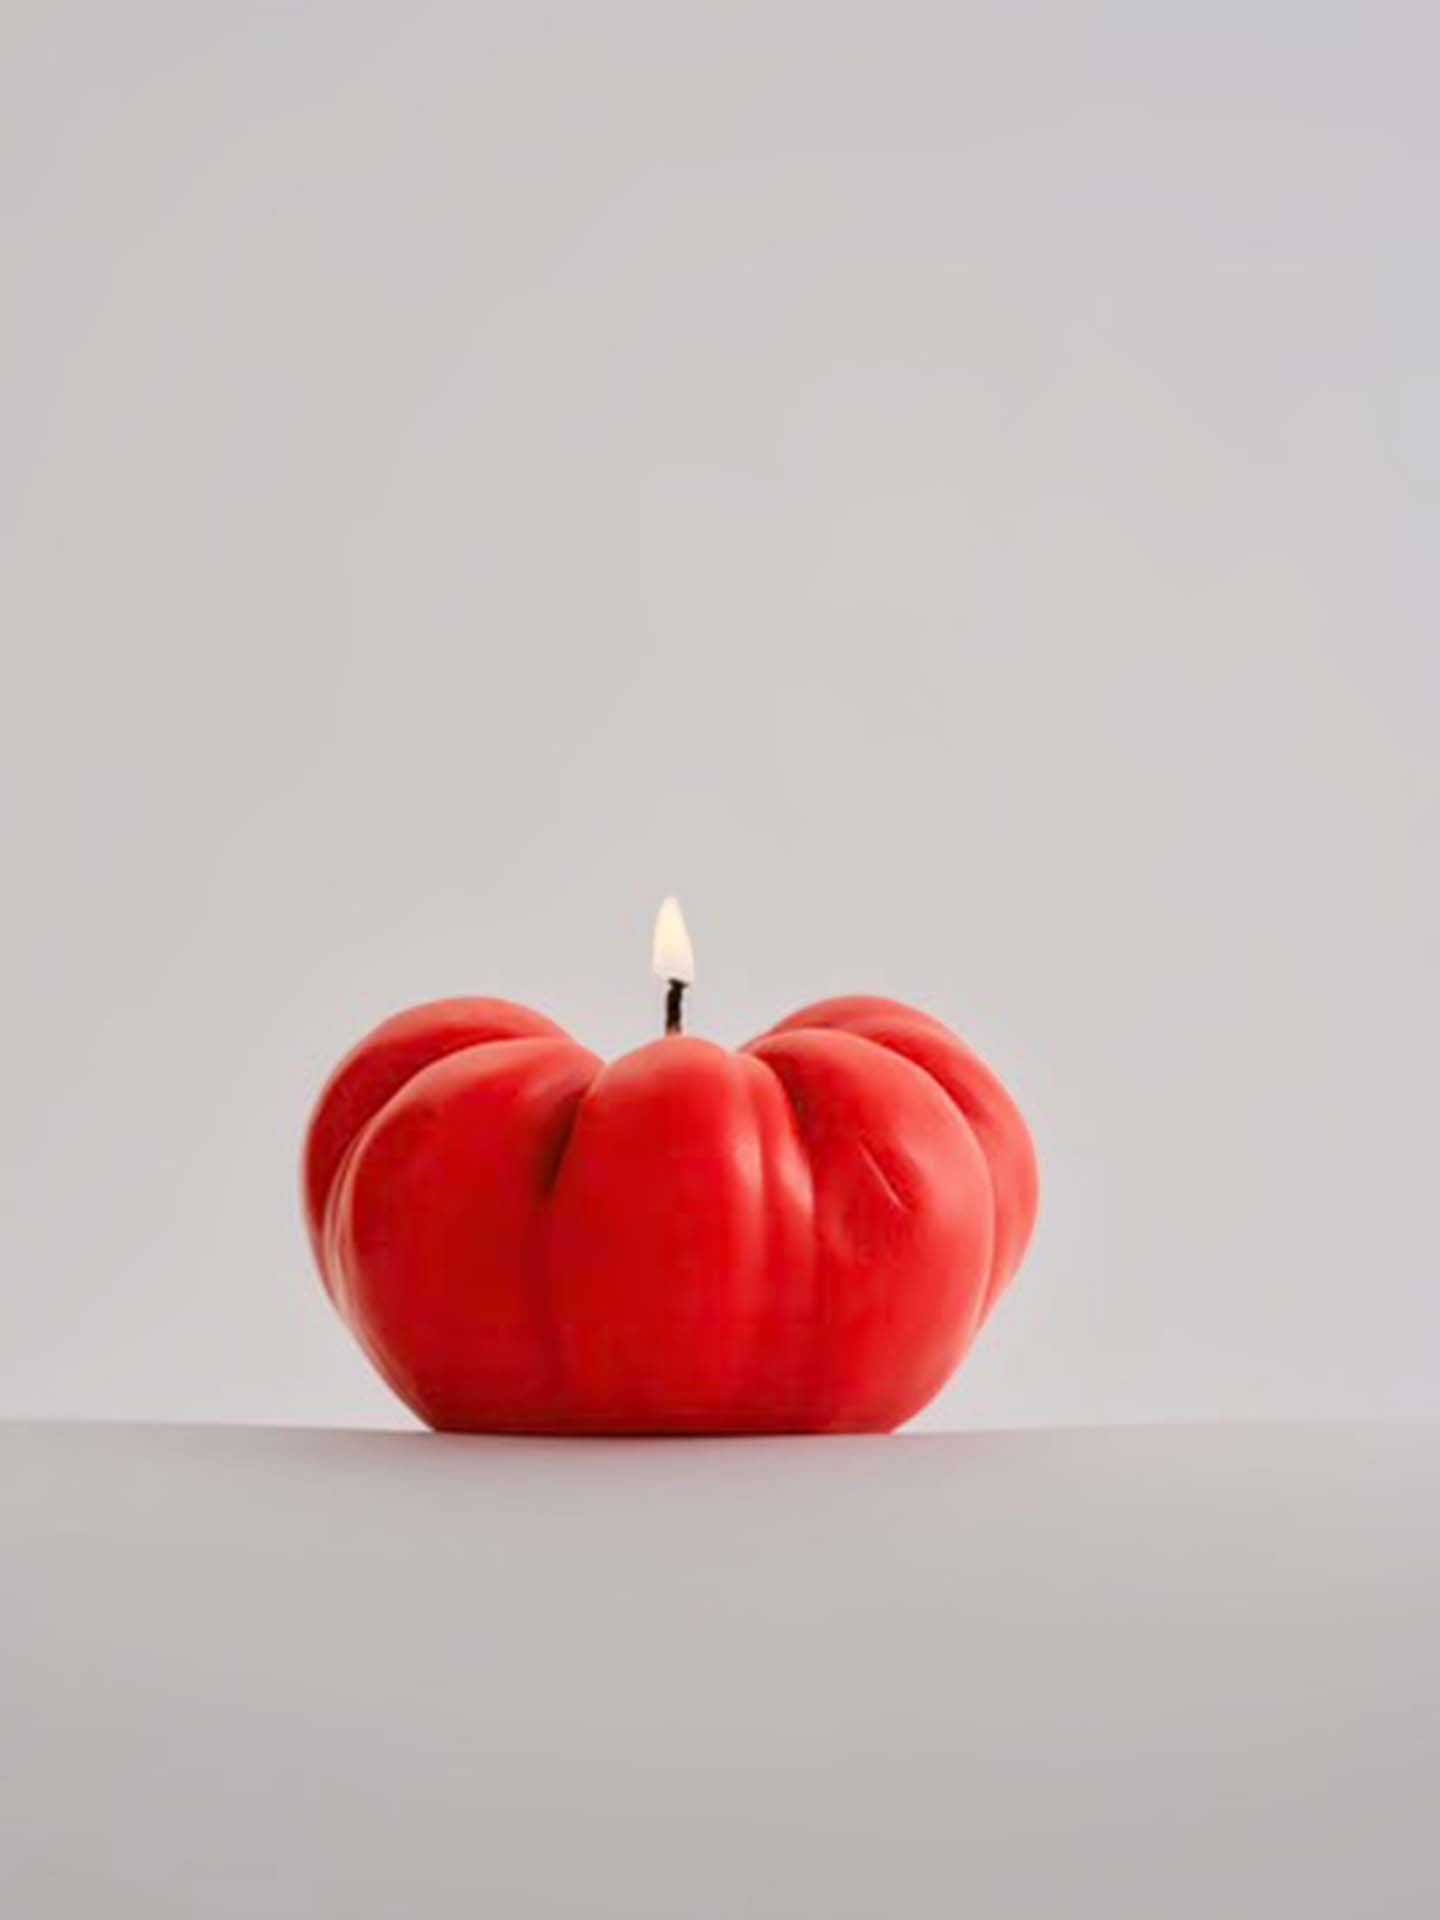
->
(651, 896, 695, 984)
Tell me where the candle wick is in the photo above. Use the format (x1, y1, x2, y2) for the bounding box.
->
(664, 978, 686, 1036)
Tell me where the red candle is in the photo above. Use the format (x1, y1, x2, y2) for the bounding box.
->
(304, 902, 1037, 1434)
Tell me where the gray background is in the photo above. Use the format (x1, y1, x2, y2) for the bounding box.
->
(5, 1420, 1439, 1917)
(3, 1, 1436, 1431)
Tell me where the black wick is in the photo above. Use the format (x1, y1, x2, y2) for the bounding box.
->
(664, 978, 687, 1036)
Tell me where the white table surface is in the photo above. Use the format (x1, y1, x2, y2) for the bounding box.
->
(3, 1418, 1437, 1918)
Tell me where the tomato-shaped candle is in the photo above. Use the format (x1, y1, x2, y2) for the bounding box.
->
(304, 901, 1038, 1434)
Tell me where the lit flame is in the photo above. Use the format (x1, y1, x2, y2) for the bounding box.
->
(651, 896, 694, 984)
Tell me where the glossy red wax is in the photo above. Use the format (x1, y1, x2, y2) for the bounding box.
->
(304, 996, 1037, 1434)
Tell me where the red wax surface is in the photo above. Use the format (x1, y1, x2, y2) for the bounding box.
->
(304, 997, 1038, 1434)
